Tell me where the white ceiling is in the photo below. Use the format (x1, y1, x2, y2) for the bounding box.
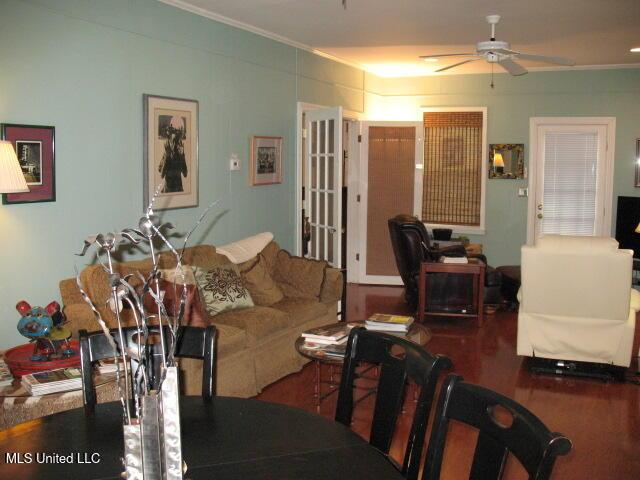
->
(163, 0, 640, 77)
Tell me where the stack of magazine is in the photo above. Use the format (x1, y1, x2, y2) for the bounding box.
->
(21, 367, 82, 395)
(365, 313, 414, 333)
(301, 323, 353, 346)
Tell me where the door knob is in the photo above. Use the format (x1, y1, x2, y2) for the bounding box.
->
(537, 204, 543, 211)
(537, 213, 543, 219)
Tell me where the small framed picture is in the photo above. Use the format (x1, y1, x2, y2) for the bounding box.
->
(250, 136, 283, 186)
(2, 124, 55, 204)
(143, 94, 198, 210)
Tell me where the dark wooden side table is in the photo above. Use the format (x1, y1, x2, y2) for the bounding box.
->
(418, 258, 486, 327)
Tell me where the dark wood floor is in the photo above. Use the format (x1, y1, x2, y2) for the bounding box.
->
(257, 283, 640, 479)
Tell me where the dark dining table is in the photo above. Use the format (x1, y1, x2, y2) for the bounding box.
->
(0, 396, 405, 479)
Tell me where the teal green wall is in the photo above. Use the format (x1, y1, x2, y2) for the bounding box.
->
(0, 0, 365, 349)
(365, 68, 640, 268)
(1, 0, 639, 351)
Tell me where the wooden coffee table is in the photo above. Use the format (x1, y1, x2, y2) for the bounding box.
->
(295, 321, 431, 410)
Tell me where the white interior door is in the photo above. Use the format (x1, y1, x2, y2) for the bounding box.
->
(357, 121, 424, 285)
(529, 118, 615, 243)
(305, 107, 343, 268)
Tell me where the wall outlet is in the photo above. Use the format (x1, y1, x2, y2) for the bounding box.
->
(518, 187, 528, 197)
(229, 154, 240, 171)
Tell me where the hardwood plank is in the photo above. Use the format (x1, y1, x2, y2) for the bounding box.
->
(257, 283, 640, 480)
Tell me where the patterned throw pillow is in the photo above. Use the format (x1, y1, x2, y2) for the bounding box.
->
(194, 264, 254, 315)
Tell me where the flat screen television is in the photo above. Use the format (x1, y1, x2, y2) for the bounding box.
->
(615, 196, 640, 258)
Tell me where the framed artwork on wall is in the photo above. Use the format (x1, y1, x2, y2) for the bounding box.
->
(250, 136, 283, 186)
(143, 94, 198, 210)
(2, 124, 55, 204)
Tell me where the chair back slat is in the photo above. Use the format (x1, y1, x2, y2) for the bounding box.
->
(369, 360, 407, 453)
(423, 375, 572, 480)
(336, 327, 452, 480)
(469, 432, 508, 479)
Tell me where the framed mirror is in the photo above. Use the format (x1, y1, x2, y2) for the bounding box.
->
(489, 143, 524, 179)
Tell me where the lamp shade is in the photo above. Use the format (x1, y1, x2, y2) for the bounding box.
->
(0, 141, 29, 193)
(635, 222, 640, 234)
(493, 152, 505, 168)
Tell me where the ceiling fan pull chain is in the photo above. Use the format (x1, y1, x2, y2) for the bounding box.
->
(491, 63, 495, 89)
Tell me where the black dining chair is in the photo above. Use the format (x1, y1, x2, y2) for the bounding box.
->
(335, 327, 452, 480)
(422, 374, 572, 480)
(79, 325, 216, 414)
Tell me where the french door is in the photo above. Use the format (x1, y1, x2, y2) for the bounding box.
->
(304, 107, 343, 268)
(357, 121, 424, 284)
(528, 117, 615, 243)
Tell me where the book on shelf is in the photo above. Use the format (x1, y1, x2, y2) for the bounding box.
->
(439, 256, 468, 264)
(301, 323, 353, 344)
(0, 359, 14, 387)
(21, 367, 82, 395)
(365, 313, 414, 332)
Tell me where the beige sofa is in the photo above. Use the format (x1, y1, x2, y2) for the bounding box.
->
(517, 235, 640, 367)
(59, 240, 343, 397)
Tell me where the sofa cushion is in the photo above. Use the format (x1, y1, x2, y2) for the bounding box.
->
(271, 297, 329, 328)
(213, 323, 248, 358)
(273, 250, 327, 300)
(213, 306, 290, 346)
(240, 255, 284, 306)
(195, 264, 254, 315)
(260, 241, 280, 276)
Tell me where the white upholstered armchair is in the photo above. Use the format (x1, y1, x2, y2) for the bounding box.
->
(517, 235, 640, 368)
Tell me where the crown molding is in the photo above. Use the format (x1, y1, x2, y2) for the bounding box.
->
(157, 0, 363, 70)
(158, 1, 640, 78)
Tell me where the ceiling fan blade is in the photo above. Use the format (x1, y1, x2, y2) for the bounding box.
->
(435, 59, 479, 73)
(513, 53, 575, 66)
(497, 58, 528, 76)
(420, 53, 477, 59)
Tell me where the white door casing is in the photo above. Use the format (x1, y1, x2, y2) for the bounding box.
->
(527, 117, 616, 244)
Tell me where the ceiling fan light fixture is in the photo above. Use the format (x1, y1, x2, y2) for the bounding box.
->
(630, 47, 640, 53)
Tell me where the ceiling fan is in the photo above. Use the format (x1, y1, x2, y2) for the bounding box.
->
(420, 15, 575, 76)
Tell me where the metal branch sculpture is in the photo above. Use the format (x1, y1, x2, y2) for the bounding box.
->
(75, 191, 218, 480)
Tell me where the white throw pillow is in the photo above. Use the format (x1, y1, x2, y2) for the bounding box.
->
(216, 232, 274, 264)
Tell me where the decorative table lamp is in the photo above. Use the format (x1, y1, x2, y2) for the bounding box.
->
(0, 141, 29, 193)
(493, 152, 505, 175)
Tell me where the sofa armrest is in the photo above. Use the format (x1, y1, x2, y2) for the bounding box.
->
(320, 267, 344, 304)
(64, 303, 102, 337)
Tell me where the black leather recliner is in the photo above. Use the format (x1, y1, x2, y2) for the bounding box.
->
(388, 214, 502, 311)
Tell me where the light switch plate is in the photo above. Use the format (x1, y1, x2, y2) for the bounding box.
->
(518, 187, 528, 197)
(229, 154, 240, 171)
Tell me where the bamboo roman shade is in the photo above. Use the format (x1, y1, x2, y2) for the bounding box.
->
(366, 126, 416, 276)
(422, 112, 483, 226)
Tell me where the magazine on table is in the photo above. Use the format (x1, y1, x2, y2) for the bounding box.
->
(301, 323, 354, 343)
(21, 367, 82, 395)
(365, 313, 414, 332)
